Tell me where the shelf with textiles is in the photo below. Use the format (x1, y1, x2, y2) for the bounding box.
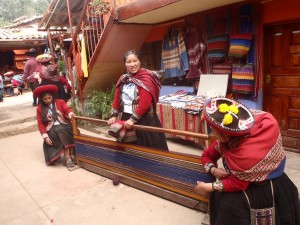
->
(157, 93, 209, 148)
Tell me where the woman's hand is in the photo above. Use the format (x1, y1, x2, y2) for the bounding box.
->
(44, 137, 53, 145)
(211, 167, 229, 179)
(195, 181, 212, 195)
(124, 118, 135, 130)
(108, 117, 117, 125)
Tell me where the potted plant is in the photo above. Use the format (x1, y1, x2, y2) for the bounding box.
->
(88, 0, 111, 17)
(85, 85, 116, 120)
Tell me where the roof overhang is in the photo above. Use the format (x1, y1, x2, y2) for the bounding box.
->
(116, 0, 247, 24)
(38, 0, 85, 29)
(0, 40, 46, 50)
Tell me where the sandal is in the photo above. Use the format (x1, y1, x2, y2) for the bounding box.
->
(71, 156, 77, 164)
(65, 158, 79, 171)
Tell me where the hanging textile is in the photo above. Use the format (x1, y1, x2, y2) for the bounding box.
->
(185, 27, 206, 79)
(233, 3, 261, 100)
(81, 34, 89, 78)
(161, 28, 189, 79)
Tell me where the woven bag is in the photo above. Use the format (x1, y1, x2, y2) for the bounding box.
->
(212, 61, 232, 75)
(212, 61, 232, 93)
(228, 15, 253, 58)
(228, 33, 252, 58)
(207, 34, 228, 62)
(243, 181, 276, 225)
(232, 63, 254, 95)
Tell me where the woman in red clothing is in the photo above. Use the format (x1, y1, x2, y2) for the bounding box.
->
(35, 54, 69, 101)
(33, 85, 78, 171)
(107, 50, 168, 151)
(195, 97, 299, 225)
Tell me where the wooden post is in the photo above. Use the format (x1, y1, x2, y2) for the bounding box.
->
(67, 56, 76, 97)
(47, 28, 55, 64)
(71, 116, 79, 135)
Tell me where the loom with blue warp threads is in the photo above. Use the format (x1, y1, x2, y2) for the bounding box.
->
(72, 116, 214, 213)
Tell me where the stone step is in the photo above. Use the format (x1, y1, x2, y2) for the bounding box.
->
(0, 118, 37, 139)
(0, 115, 36, 127)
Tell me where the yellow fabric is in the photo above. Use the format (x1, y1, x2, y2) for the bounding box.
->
(81, 35, 88, 78)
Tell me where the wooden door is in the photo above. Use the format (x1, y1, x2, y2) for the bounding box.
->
(263, 22, 300, 153)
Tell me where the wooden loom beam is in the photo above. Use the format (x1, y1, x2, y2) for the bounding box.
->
(73, 115, 209, 140)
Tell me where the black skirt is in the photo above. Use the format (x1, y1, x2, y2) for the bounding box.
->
(209, 173, 300, 225)
(43, 123, 74, 164)
(122, 110, 169, 151)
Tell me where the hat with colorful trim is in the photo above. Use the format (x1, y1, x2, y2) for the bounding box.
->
(203, 97, 254, 136)
(36, 53, 52, 63)
(33, 84, 58, 98)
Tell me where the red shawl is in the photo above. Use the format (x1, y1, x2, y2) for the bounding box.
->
(116, 68, 161, 109)
(221, 110, 286, 182)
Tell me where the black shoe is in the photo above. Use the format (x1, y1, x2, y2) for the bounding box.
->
(32, 103, 38, 106)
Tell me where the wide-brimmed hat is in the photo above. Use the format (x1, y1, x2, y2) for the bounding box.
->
(33, 85, 58, 98)
(203, 97, 254, 136)
(36, 54, 52, 63)
(25, 48, 38, 56)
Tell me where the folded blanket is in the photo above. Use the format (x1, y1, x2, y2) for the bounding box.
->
(108, 120, 137, 143)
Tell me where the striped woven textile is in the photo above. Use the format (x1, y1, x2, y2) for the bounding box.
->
(156, 103, 208, 148)
(228, 33, 253, 58)
(207, 34, 228, 61)
(232, 63, 255, 95)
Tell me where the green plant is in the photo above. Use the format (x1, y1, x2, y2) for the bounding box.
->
(89, 0, 111, 15)
(85, 85, 116, 119)
(69, 96, 85, 125)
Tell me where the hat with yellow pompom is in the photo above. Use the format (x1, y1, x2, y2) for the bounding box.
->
(203, 97, 254, 136)
(36, 53, 52, 64)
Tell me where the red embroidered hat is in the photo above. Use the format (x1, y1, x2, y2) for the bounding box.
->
(33, 85, 58, 98)
(203, 97, 254, 136)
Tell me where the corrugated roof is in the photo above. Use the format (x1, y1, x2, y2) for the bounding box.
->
(38, 0, 84, 29)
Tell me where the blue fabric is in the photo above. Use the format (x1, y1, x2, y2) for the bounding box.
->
(267, 158, 286, 180)
(240, 4, 254, 64)
(0, 77, 3, 89)
(12, 74, 24, 84)
(161, 28, 189, 78)
(75, 142, 215, 185)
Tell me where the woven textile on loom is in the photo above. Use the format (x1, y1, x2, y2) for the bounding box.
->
(75, 137, 214, 211)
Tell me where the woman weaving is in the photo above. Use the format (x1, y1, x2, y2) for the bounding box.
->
(108, 50, 168, 151)
(195, 97, 299, 225)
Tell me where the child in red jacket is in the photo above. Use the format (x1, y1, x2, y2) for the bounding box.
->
(33, 84, 78, 171)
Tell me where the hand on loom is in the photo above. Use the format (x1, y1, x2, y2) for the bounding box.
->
(124, 118, 135, 130)
(211, 167, 229, 180)
(195, 181, 212, 195)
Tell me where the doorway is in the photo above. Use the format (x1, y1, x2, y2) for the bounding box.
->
(263, 21, 300, 153)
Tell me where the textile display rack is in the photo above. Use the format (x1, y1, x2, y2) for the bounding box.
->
(157, 94, 209, 148)
(157, 75, 228, 148)
(72, 116, 214, 212)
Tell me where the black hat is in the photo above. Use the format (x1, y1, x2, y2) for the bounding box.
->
(25, 48, 38, 56)
(203, 97, 255, 136)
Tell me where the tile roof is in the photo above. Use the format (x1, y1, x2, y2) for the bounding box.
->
(0, 27, 47, 41)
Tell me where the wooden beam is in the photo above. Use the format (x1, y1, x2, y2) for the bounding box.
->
(116, 0, 180, 21)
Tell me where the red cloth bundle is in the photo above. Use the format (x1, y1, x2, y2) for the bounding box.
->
(108, 120, 137, 143)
